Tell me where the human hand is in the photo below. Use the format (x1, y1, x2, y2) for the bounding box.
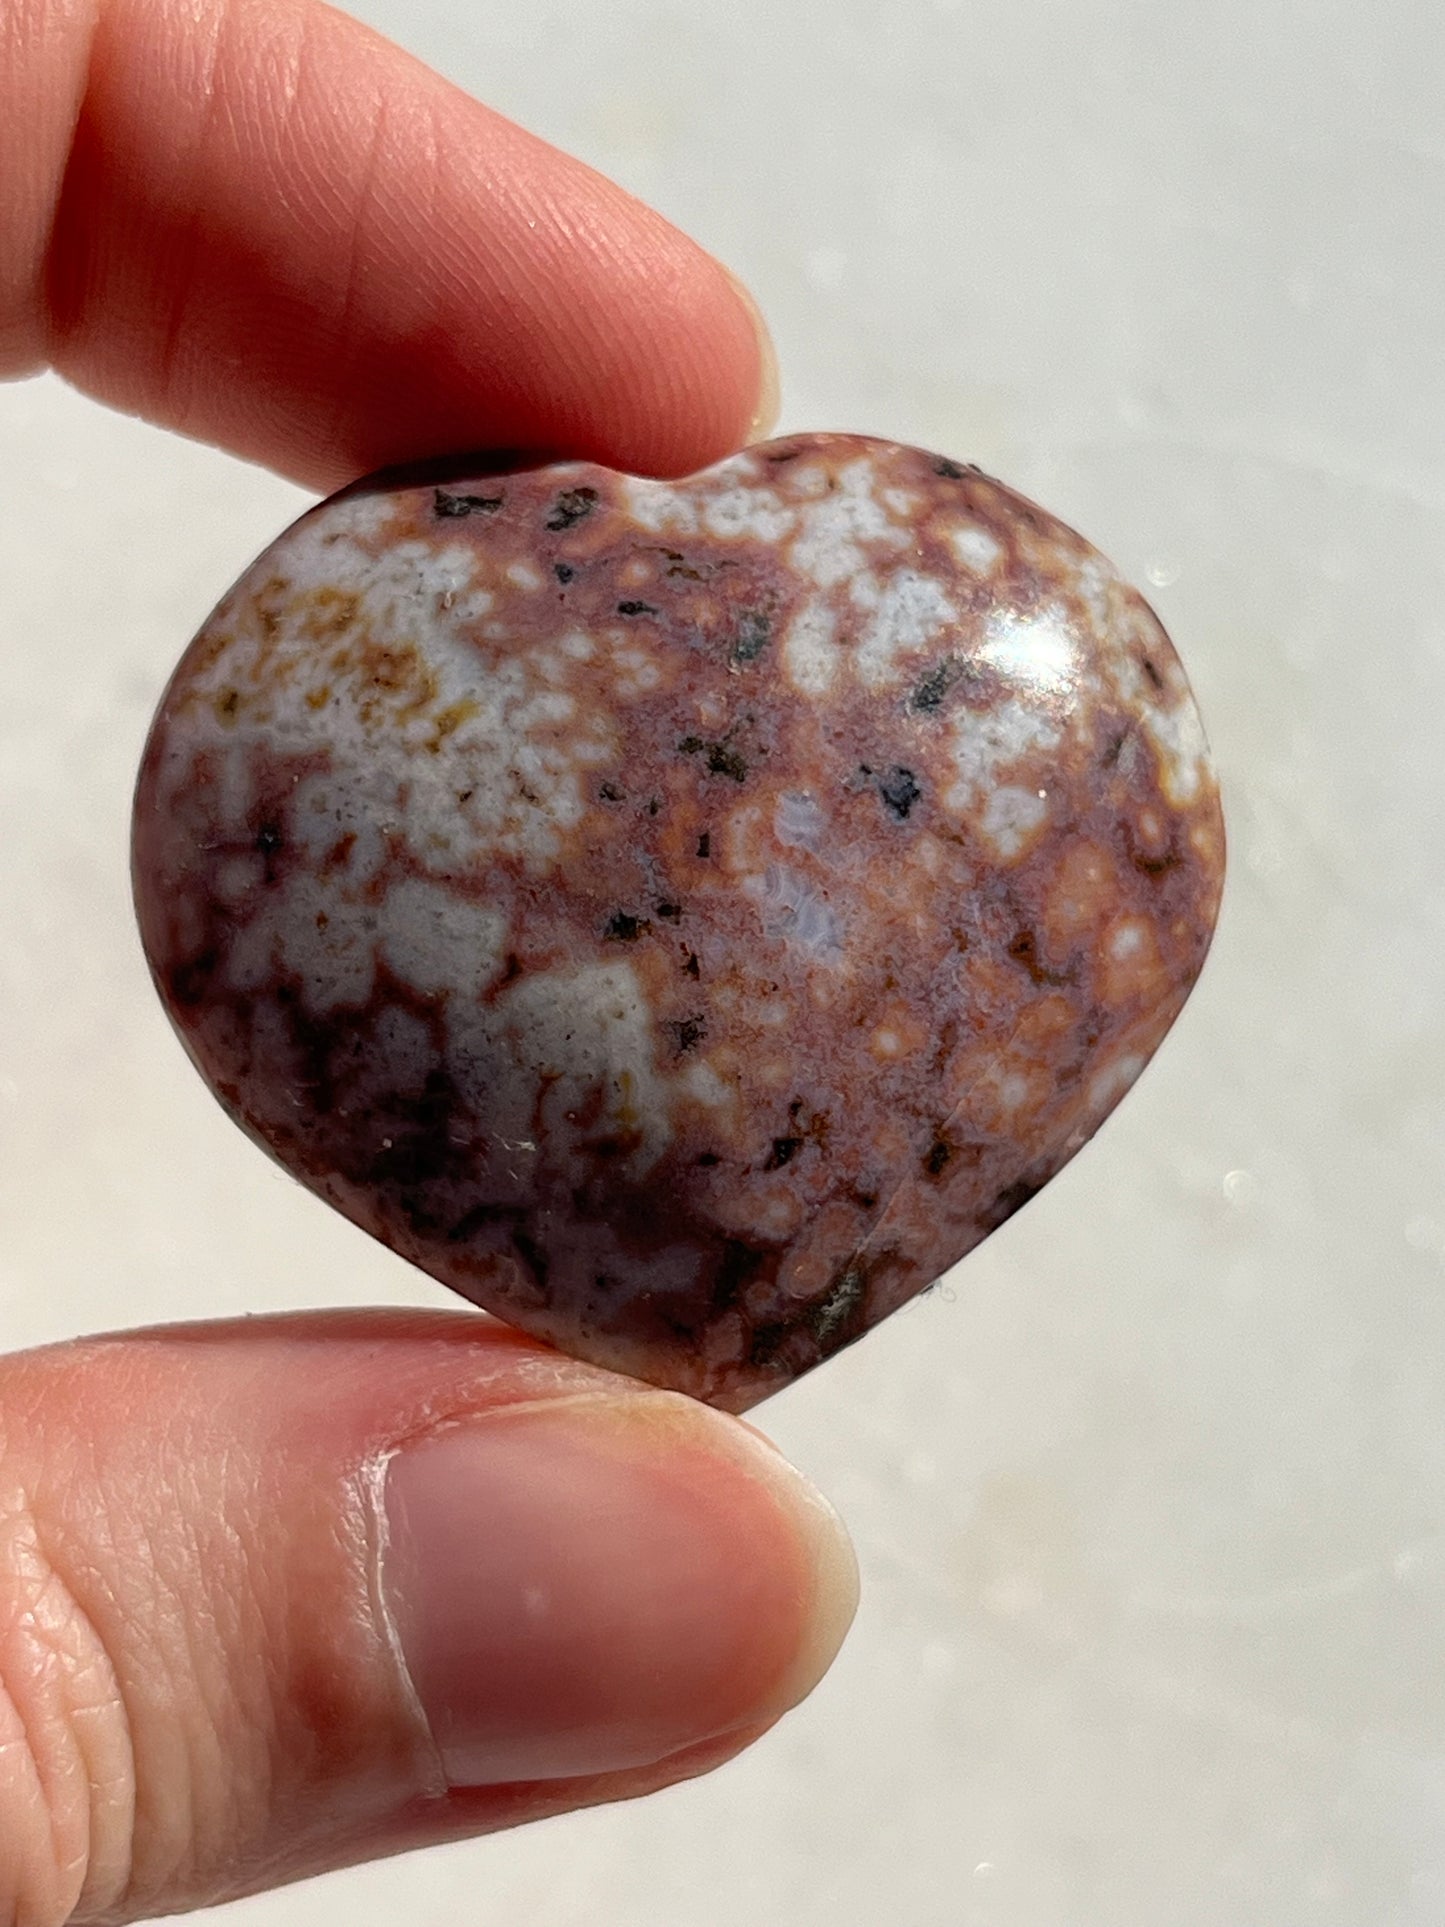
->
(0, 2, 857, 1920)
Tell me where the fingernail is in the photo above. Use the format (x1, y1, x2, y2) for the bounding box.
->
(723, 268, 781, 443)
(381, 1396, 856, 1787)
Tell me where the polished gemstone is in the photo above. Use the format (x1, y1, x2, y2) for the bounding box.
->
(132, 435, 1225, 1409)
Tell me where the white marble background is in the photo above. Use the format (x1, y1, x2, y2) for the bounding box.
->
(3, 0, 1443, 1920)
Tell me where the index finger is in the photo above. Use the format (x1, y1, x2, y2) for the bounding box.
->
(2, 0, 775, 490)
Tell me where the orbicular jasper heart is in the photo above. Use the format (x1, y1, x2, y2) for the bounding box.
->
(133, 434, 1224, 1410)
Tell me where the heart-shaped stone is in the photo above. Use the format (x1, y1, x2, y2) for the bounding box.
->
(133, 434, 1224, 1409)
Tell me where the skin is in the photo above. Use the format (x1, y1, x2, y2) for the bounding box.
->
(0, 4, 856, 1923)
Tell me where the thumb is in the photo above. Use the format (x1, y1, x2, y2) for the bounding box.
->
(0, 1309, 857, 1924)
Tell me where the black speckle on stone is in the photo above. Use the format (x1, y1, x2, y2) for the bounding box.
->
(554, 562, 575, 584)
(254, 817, 284, 882)
(668, 1013, 707, 1055)
(1134, 847, 1182, 878)
(714, 1239, 767, 1311)
(925, 1139, 952, 1177)
(545, 487, 598, 532)
(599, 781, 624, 803)
(647, 796, 661, 816)
(1102, 727, 1130, 767)
(764, 446, 801, 465)
(707, 744, 749, 782)
(397, 1192, 448, 1238)
(434, 487, 503, 518)
(169, 947, 219, 1007)
(696, 832, 711, 858)
(683, 951, 701, 979)
(617, 599, 658, 617)
(748, 1320, 791, 1367)
(1140, 654, 1165, 692)
(982, 1175, 1045, 1230)
(678, 735, 749, 783)
(765, 1135, 804, 1171)
(456, 787, 474, 804)
(604, 910, 649, 942)
(933, 457, 973, 480)
(731, 611, 771, 664)
(655, 901, 682, 920)
(878, 766, 922, 819)
(911, 657, 962, 712)
(696, 1150, 721, 1167)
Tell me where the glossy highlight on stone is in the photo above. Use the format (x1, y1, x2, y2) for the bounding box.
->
(132, 435, 1225, 1410)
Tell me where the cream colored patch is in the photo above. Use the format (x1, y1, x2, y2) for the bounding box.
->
(186, 504, 629, 877)
(619, 477, 700, 535)
(782, 601, 839, 694)
(226, 873, 375, 1014)
(854, 568, 959, 687)
(948, 523, 1004, 573)
(329, 493, 400, 541)
(789, 458, 910, 588)
(459, 961, 672, 1179)
(676, 1059, 731, 1109)
(701, 484, 795, 543)
(980, 786, 1050, 860)
(1088, 1050, 1146, 1115)
(1142, 698, 1210, 807)
(945, 700, 1062, 814)
(378, 878, 507, 1002)
(607, 635, 662, 698)
(1071, 554, 1117, 630)
(883, 486, 922, 518)
(214, 852, 265, 903)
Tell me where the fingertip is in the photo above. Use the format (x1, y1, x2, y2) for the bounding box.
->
(723, 268, 782, 446)
(760, 1440, 860, 1715)
(31, 0, 777, 489)
(679, 1396, 859, 1719)
(380, 1391, 856, 1791)
(0, 1311, 851, 1913)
